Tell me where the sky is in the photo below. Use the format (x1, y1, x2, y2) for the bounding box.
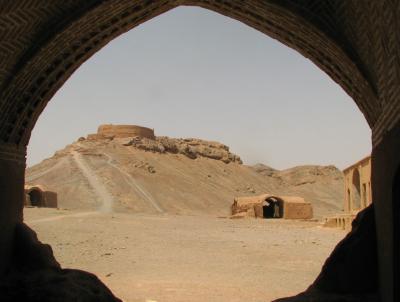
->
(27, 7, 371, 170)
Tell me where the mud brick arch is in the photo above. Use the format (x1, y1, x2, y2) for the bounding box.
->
(0, 1, 399, 301)
(0, 1, 382, 146)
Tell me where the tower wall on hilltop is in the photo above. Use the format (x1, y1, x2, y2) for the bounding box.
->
(97, 124, 155, 139)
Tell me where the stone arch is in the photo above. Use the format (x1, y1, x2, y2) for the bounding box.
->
(352, 168, 361, 211)
(0, 1, 380, 147)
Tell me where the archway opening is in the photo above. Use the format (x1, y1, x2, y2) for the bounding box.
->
(262, 197, 283, 218)
(22, 6, 372, 302)
(28, 189, 43, 207)
(352, 169, 361, 210)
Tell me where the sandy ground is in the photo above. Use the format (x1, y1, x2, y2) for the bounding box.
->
(25, 208, 346, 302)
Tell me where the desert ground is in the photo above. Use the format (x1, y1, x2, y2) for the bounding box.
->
(25, 208, 346, 302)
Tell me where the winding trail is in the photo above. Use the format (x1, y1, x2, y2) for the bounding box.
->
(102, 153, 163, 213)
(71, 151, 114, 213)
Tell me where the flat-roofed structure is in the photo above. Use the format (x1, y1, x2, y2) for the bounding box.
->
(231, 194, 313, 220)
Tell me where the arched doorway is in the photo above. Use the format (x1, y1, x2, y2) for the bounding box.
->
(27, 188, 44, 207)
(352, 169, 361, 210)
(262, 197, 283, 219)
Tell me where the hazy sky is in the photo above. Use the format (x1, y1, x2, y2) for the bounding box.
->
(27, 7, 371, 170)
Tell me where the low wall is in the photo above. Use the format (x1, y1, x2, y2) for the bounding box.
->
(324, 214, 355, 231)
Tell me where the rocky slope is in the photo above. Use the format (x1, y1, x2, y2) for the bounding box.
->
(26, 128, 344, 219)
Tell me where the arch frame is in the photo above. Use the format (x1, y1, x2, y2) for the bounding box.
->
(0, 1, 397, 300)
(0, 0, 379, 148)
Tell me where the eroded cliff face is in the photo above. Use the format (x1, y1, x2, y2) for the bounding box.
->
(26, 126, 344, 218)
(122, 136, 242, 164)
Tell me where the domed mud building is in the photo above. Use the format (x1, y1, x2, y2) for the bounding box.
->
(0, 1, 399, 301)
(24, 185, 58, 208)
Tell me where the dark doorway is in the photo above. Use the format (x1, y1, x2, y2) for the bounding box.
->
(28, 189, 43, 207)
(393, 167, 400, 301)
(347, 189, 351, 212)
(263, 197, 283, 219)
(352, 169, 361, 210)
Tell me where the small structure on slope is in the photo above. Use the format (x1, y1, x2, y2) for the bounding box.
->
(24, 185, 58, 208)
(231, 194, 313, 219)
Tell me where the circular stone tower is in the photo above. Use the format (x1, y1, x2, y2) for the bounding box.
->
(97, 124, 155, 139)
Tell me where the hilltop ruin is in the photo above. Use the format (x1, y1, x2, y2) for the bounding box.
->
(26, 124, 343, 218)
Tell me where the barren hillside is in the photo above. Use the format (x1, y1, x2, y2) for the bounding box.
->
(26, 126, 344, 219)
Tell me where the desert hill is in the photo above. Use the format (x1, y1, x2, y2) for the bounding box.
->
(26, 125, 344, 219)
